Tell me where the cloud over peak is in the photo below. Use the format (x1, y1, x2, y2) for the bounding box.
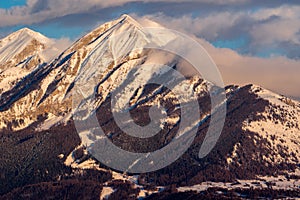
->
(0, 1, 300, 97)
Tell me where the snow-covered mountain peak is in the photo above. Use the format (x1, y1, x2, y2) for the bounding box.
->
(0, 15, 183, 131)
(12, 27, 52, 43)
(0, 28, 62, 97)
(119, 14, 135, 22)
(0, 27, 53, 49)
(0, 27, 56, 68)
(119, 14, 142, 27)
(65, 14, 171, 57)
(120, 14, 132, 19)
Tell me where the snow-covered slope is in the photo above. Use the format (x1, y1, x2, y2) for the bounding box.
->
(0, 14, 198, 131)
(0, 28, 57, 66)
(240, 85, 300, 164)
(0, 28, 61, 96)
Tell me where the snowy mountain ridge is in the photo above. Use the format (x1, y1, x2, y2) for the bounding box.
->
(0, 27, 57, 68)
(0, 14, 194, 131)
(0, 28, 62, 96)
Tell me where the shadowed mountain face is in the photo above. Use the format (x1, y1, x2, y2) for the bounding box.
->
(0, 15, 299, 198)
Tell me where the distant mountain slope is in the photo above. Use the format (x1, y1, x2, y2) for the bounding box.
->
(0, 28, 57, 68)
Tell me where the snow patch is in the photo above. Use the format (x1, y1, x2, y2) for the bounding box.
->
(100, 187, 114, 200)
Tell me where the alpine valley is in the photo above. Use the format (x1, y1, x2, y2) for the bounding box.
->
(0, 15, 299, 199)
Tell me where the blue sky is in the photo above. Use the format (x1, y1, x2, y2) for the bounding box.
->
(1, 1, 300, 60)
(0, 0, 26, 9)
(0, 1, 299, 59)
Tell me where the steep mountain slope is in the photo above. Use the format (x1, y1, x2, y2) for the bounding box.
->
(0, 28, 60, 96)
(0, 28, 55, 67)
(1, 83, 299, 198)
(0, 14, 195, 131)
(239, 86, 300, 165)
(0, 14, 299, 198)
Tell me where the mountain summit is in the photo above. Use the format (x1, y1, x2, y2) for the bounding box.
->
(0, 28, 62, 96)
(0, 27, 57, 68)
(0, 14, 179, 130)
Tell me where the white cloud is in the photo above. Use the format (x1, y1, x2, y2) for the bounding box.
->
(0, 0, 248, 27)
(250, 6, 300, 45)
(141, 6, 300, 58)
(135, 14, 300, 97)
(141, 12, 243, 40)
(196, 38, 300, 98)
